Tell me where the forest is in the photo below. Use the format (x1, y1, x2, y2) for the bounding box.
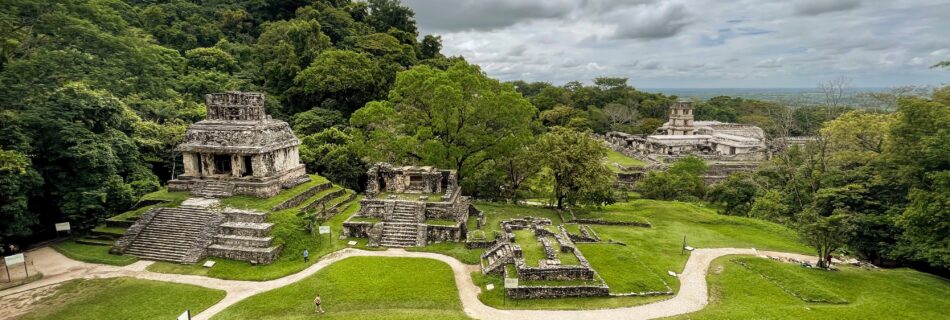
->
(0, 0, 948, 275)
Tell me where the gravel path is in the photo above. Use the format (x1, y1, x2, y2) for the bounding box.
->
(0, 247, 817, 320)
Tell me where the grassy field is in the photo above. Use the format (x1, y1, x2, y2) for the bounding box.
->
(51, 241, 138, 266)
(473, 199, 812, 309)
(109, 189, 190, 221)
(668, 256, 950, 319)
(605, 149, 646, 172)
(21, 278, 224, 320)
(212, 257, 469, 320)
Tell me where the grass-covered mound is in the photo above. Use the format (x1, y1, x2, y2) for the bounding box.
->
(213, 257, 469, 320)
(21, 278, 225, 320)
(670, 257, 950, 319)
(51, 241, 137, 266)
(605, 149, 647, 172)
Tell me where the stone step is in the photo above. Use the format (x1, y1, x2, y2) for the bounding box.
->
(219, 222, 273, 237)
(213, 234, 273, 248)
(207, 244, 282, 264)
(222, 209, 268, 223)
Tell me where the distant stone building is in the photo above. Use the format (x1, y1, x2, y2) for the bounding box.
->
(607, 101, 768, 162)
(168, 92, 309, 198)
(343, 163, 469, 248)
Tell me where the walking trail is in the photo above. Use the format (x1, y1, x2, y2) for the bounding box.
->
(0, 247, 817, 320)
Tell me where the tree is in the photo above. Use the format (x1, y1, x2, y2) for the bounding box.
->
(603, 102, 639, 131)
(257, 17, 332, 94)
(0, 149, 41, 244)
(535, 127, 615, 209)
(289, 50, 382, 115)
(818, 76, 852, 115)
(706, 172, 758, 216)
(637, 157, 707, 201)
(299, 127, 366, 191)
(798, 211, 850, 268)
(352, 61, 537, 184)
(932, 60, 950, 69)
(292, 107, 345, 136)
(418, 35, 442, 60)
(366, 0, 418, 34)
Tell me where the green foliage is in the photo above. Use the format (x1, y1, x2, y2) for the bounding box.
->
(299, 128, 366, 190)
(637, 156, 707, 201)
(353, 61, 537, 185)
(0, 149, 42, 242)
(706, 172, 758, 216)
(290, 49, 383, 115)
(534, 127, 615, 208)
(292, 107, 345, 136)
(184, 47, 237, 73)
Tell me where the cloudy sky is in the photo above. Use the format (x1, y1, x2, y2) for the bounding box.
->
(404, 0, 950, 88)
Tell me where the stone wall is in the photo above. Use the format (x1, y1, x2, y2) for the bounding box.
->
(426, 224, 464, 242)
(300, 189, 345, 213)
(516, 262, 596, 281)
(207, 244, 282, 264)
(342, 221, 374, 238)
(506, 285, 610, 299)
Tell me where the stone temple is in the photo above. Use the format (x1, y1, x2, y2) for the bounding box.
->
(113, 92, 299, 264)
(168, 91, 309, 198)
(343, 163, 470, 247)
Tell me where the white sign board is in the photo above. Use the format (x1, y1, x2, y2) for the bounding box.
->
(4, 253, 25, 266)
(504, 278, 518, 289)
(203, 260, 216, 268)
(55, 222, 71, 232)
(318, 226, 331, 234)
(485, 283, 495, 291)
(177, 309, 190, 320)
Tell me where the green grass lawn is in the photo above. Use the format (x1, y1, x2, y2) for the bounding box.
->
(52, 241, 138, 266)
(515, 229, 546, 267)
(148, 196, 374, 280)
(21, 278, 224, 320)
(667, 256, 950, 319)
(605, 149, 646, 172)
(212, 257, 469, 320)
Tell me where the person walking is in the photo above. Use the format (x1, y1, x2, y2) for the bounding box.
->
(303, 249, 309, 262)
(314, 294, 324, 313)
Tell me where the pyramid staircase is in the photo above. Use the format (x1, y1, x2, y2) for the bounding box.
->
(207, 208, 282, 264)
(380, 202, 423, 247)
(121, 206, 222, 263)
(192, 180, 235, 198)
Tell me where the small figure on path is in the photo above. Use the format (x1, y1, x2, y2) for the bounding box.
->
(314, 294, 324, 313)
(303, 249, 310, 262)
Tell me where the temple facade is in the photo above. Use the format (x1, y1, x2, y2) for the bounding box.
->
(168, 92, 309, 198)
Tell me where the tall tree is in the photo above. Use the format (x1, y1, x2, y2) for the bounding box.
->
(535, 127, 615, 209)
(351, 61, 537, 183)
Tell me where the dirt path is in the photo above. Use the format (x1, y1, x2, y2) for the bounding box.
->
(0, 247, 818, 320)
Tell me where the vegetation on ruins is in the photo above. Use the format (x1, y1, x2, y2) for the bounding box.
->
(637, 156, 708, 201)
(534, 127, 616, 209)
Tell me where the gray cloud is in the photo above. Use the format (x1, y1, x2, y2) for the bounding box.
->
(404, 0, 576, 32)
(793, 0, 862, 16)
(611, 3, 692, 39)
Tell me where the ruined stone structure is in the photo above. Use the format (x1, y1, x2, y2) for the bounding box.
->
(607, 101, 769, 162)
(168, 92, 309, 198)
(343, 163, 469, 247)
(479, 217, 611, 299)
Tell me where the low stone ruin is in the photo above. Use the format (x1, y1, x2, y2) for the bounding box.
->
(479, 217, 609, 299)
(343, 163, 470, 247)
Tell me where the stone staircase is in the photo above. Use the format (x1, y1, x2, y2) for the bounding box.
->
(380, 222, 422, 247)
(481, 242, 515, 274)
(207, 208, 282, 264)
(391, 202, 419, 223)
(122, 207, 222, 263)
(192, 180, 235, 198)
